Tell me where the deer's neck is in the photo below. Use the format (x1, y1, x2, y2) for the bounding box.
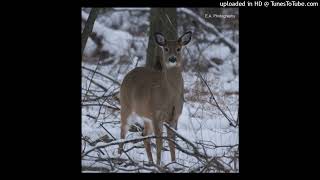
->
(160, 67, 183, 92)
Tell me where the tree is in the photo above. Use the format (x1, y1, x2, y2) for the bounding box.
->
(146, 8, 177, 70)
(82, 8, 100, 57)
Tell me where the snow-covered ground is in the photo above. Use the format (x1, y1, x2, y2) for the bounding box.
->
(82, 8, 239, 173)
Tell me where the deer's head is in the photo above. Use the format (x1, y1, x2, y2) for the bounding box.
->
(154, 31, 192, 69)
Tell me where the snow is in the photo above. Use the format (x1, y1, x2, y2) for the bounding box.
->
(178, 8, 239, 54)
(83, 37, 97, 57)
(82, 64, 239, 172)
(202, 44, 231, 61)
(82, 11, 133, 58)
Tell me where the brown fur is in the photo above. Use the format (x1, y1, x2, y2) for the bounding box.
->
(118, 32, 192, 165)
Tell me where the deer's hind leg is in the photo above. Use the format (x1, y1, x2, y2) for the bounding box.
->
(118, 107, 131, 154)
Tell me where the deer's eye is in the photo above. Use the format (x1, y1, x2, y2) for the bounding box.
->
(164, 48, 169, 52)
(177, 48, 181, 52)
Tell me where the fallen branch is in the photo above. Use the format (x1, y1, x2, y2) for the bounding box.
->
(82, 134, 198, 161)
(82, 125, 232, 172)
(82, 135, 160, 157)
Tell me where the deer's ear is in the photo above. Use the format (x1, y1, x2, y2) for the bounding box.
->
(154, 32, 166, 46)
(178, 31, 192, 46)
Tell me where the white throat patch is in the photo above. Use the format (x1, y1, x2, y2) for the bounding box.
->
(166, 61, 177, 68)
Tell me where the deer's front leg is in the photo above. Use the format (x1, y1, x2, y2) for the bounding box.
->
(167, 119, 178, 162)
(153, 120, 163, 165)
(167, 105, 181, 162)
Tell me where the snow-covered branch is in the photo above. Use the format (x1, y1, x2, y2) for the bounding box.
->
(82, 127, 234, 172)
(178, 8, 238, 54)
(82, 135, 160, 157)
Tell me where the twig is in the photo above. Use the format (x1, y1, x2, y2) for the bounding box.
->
(163, 161, 189, 169)
(164, 123, 230, 172)
(83, 57, 102, 102)
(83, 75, 109, 92)
(82, 137, 87, 154)
(100, 123, 116, 140)
(82, 136, 105, 155)
(164, 123, 200, 154)
(197, 73, 238, 128)
(82, 103, 120, 111)
(97, 124, 135, 170)
(82, 135, 162, 157)
(123, 145, 145, 153)
(94, 91, 109, 123)
(82, 66, 121, 86)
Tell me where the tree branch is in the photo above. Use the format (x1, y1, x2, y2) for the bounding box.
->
(82, 135, 160, 157)
(81, 103, 120, 111)
(82, 8, 100, 56)
(177, 8, 238, 54)
(83, 75, 109, 92)
(82, 66, 120, 86)
(163, 122, 200, 155)
(197, 73, 238, 127)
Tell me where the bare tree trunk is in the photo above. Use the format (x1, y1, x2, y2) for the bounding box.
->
(82, 8, 100, 57)
(146, 8, 177, 70)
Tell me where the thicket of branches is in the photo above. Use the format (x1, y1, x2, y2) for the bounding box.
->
(81, 64, 238, 172)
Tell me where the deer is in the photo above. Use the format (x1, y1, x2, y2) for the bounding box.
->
(118, 31, 192, 165)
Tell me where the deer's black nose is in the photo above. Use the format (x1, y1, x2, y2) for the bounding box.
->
(169, 56, 176, 63)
